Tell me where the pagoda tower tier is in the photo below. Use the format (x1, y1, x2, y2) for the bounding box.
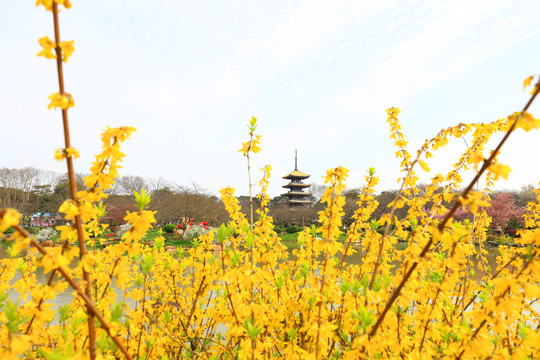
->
(282, 151, 313, 207)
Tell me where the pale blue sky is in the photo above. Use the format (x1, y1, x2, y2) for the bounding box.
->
(2, 0, 540, 197)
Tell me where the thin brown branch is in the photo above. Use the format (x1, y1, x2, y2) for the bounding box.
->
(367, 80, 540, 340)
(455, 251, 537, 360)
(51, 3, 97, 358)
(5, 221, 134, 360)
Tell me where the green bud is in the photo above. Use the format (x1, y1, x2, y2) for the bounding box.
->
(133, 189, 151, 211)
(110, 302, 124, 323)
(140, 253, 155, 275)
(3, 300, 30, 334)
(95, 202, 108, 219)
(243, 317, 262, 340)
(352, 306, 375, 332)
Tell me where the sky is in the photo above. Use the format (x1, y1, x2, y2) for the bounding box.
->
(2, 0, 540, 198)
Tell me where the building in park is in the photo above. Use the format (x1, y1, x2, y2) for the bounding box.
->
(281, 151, 313, 207)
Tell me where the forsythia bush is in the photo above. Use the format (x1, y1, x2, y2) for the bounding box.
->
(0, 2, 539, 359)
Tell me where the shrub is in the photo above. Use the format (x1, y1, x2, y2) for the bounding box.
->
(116, 223, 131, 238)
(183, 224, 212, 241)
(2, 6, 539, 359)
(286, 225, 302, 233)
(162, 224, 176, 233)
(35, 227, 57, 242)
(24, 226, 40, 235)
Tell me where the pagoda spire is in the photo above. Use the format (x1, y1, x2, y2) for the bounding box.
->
(295, 150, 298, 170)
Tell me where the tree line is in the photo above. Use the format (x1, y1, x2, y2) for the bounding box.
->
(0, 167, 535, 230)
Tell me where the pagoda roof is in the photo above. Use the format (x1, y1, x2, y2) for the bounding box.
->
(282, 183, 311, 189)
(288, 199, 313, 204)
(283, 170, 310, 179)
(281, 191, 313, 197)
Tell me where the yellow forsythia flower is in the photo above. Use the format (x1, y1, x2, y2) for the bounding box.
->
(12, 234, 31, 256)
(56, 0, 72, 9)
(238, 141, 250, 156)
(489, 163, 511, 180)
(0, 335, 31, 359)
(251, 135, 262, 153)
(36, 0, 54, 11)
(54, 148, 65, 161)
(59, 40, 75, 62)
(418, 159, 430, 172)
(36, 0, 72, 11)
(471, 151, 484, 164)
(37, 36, 57, 59)
(41, 247, 69, 273)
(511, 112, 540, 132)
(0, 208, 21, 232)
(80, 253, 97, 272)
(65, 147, 79, 159)
(59, 199, 79, 220)
(523, 75, 534, 90)
(238, 125, 261, 156)
(47, 92, 74, 110)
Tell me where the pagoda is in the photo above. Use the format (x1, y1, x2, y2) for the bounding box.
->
(281, 151, 313, 207)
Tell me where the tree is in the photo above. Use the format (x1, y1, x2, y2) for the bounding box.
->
(439, 191, 526, 232)
(308, 183, 328, 203)
(372, 190, 409, 219)
(486, 192, 526, 231)
(512, 184, 537, 208)
(113, 175, 148, 196)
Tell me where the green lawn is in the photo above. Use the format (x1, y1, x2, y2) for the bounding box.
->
(277, 232, 350, 250)
(278, 232, 348, 242)
(76, 230, 350, 251)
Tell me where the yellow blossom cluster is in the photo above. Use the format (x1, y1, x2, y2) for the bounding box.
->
(238, 116, 262, 156)
(2, 3, 540, 358)
(36, 0, 72, 11)
(54, 147, 80, 161)
(3, 108, 540, 359)
(37, 36, 56, 59)
(47, 92, 74, 110)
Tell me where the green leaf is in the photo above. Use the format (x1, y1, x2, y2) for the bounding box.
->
(245, 232, 255, 248)
(410, 217, 418, 231)
(372, 275, 383, 292)
(216, 224, 234, 244)
(3, 300, 31, 334)
(286, 328, 297, 341)
(110, 302, 124, 323)
(57, 303, 71, 324)
(243, 317, 262, 340)
(275, 275, 285, 290)
(248, 116, 258, 132)
(352, 306, 375, 332)
(153, 236, 164, 250)
(134, 275, 144, 288)
(94, 202, 108, 219)
(340, 280, 350, 293)
(133, 189, 151, 210)
(140, 253, 155, 275)
(350, 280, 362, 295)
(518, 323, 528, 340)
(428, 270, 443, 283)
